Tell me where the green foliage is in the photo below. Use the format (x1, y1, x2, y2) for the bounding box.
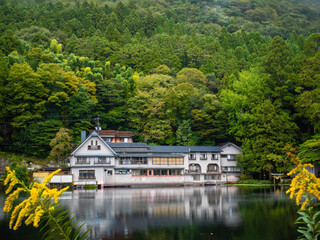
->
(83, 185, 98, 190)
(237, 179, 272, 185)
(298, 135, 320, 164)
(15, 120, 64, 158)
(0, 0, 319, 172)
(295, 206, 320, 240)
(49, 128, 74, 164)
(41, 205, 91, 240)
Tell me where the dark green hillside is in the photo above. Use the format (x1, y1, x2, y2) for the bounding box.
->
(0, 0, 319, 179)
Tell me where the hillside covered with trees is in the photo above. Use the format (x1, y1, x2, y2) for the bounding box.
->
(0, 0, 319, 179)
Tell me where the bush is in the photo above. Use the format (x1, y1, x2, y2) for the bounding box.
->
(237, 179, 272, 184)
(83, 184, 97, 189)
(240, 174, 253, 181)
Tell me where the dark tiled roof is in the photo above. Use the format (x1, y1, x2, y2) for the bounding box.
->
(109, 143, 149, 148)
(149, 145, 221, 153)
(117, 153, 184, 158)
(189, 146, 221, 152)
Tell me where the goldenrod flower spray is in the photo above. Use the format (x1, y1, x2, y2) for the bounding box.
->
(3, 167, 89, 240)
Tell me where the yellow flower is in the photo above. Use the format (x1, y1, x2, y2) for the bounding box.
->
(42, 169, 61, 185)
(3, 187, 24, 212)
(4, 167, 14, 186)
(3, 167, 69, 231)
(25, 213, 35, 226)
(33, 206, 44, 228)
(286, 153, 320, 210)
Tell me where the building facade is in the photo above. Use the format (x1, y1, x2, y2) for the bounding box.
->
(70, 131, 242, 187)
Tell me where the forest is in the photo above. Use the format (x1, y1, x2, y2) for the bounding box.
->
(0, 0, 319, 179)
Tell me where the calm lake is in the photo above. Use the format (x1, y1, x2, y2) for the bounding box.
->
(0, 186, 298, 240)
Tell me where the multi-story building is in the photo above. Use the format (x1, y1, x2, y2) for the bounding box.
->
(70, 131, 242, 187)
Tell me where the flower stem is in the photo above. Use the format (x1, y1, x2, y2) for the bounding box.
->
(40, 200, 70, 240)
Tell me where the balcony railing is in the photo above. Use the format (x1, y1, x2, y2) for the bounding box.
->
(79, 176, 96, 179)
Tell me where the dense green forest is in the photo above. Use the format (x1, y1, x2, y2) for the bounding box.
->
(0, 0, 319, 178)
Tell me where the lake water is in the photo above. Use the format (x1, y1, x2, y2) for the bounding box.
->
(0, 186, 298, 240)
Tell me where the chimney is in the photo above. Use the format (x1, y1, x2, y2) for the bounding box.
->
(81, 131, 87, 143)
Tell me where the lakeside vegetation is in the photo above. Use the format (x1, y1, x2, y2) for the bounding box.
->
(0, 0, 319, 179)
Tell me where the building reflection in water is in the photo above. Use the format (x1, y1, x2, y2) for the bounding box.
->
(59, 186, 242, 240)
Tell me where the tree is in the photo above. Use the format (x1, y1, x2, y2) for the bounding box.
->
(295, 53, 320, 133)
(16, 120, 64, 158)
(298, 134, 320, 165)
(49, 128, 74, 164)
(5, 63, 48, 129)
(261, 36, 294, 105)
(176, 68, 208, 87)
(304, 33, 320, 57)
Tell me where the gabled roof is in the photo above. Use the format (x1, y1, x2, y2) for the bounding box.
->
(71, 131, 117, 156)
(219, 142, 242, 151)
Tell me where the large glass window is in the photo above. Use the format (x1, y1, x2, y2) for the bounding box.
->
(132, 169, 147, 176)
(76, 157, 89, 164)
(223, 167, 240, 172)
(94, 157, 110, 164)
(119, 157, 147, 165)
(192, 175, 200, 180)
(153, 157, 184, 165)
(168, 169, 183, 176)
(115, 169, 130, 174)
(207, 164, 219, 172)
(204, 175, 221, 180)
(79, 170, 95, 179)
(189, 164, 201, 173)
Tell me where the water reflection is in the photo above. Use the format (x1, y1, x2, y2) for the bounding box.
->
(0, 186, 297, 240)
(59, 186, 252, 239)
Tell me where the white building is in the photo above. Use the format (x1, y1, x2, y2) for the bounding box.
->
(69, 131, 242, 187)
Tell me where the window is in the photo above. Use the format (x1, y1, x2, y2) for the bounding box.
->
(121, 137, 129, 142)
(207, 164, 219, 172)
(76, 157, 89, 164)
(115, 169, 130, 174)
(161, 169, 168, 175)
(169, 169, 183, 176)
(153, 157, 184, 165)
(192, 175, 200, 181)
(119, 157, 148, 165)
(105, 138, 113, 142)
(107, 170, 113, 175)
(211, 154, 218, 160)
(227, 155, 236, 161)
(200, 154, 207, 160)
(88, 145, 101, 150)
(132, 169, 147, 176)
(94, 157, 110, 164)
(79, 170, 95, 179)
(205, 175, 221, 180)
(223, 167, 240, 172)
(221, 154, 237, 160)
(189, 154, 196, 160)
(204, 175, 214, 180)
(189, 164, 201, 173)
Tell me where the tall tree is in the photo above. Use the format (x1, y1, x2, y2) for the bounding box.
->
(49, 128, 74, 165)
